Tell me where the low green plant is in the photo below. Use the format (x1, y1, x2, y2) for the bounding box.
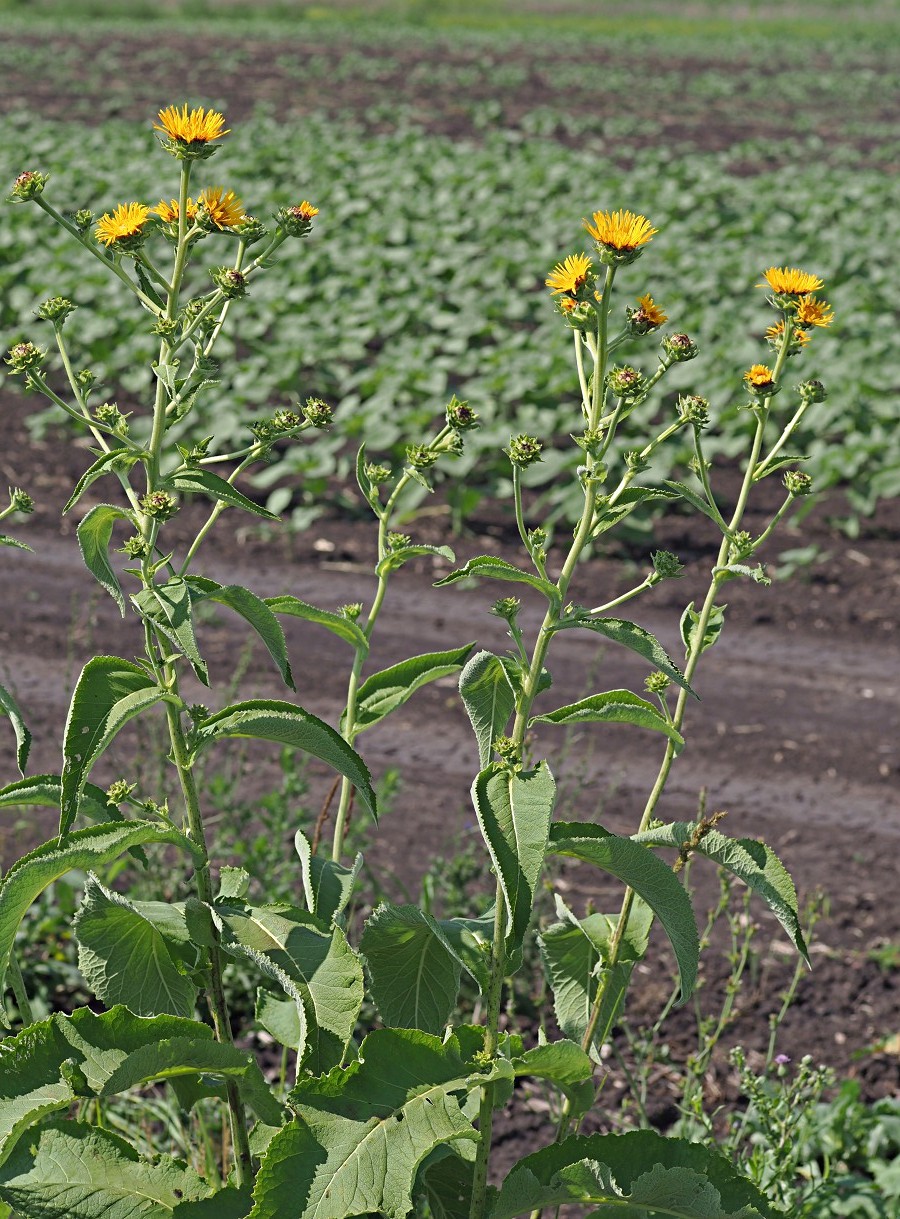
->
(0, 104, 842, 1218)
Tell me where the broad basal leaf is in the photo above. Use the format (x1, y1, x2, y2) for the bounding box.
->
(458, 651, 516, 769)
(349, 643, 475, 733)
(76, 504, 134, 614)
(0, 681, 30, 777)
(361, 904, 464, 1034)
(553, 615, 697, 698)
(530, 689, 684, 752)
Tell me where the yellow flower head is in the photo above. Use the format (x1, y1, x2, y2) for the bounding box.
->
(634, 294, 667, 326)
(795, 294, 834, 328)
(151, 197, 199, 225)
(766, 320, 809, 347)
(95, 202, 151, 246)
(292, 201, 319, 222)
(198, 186, 246, 229)
(758, 266, 824, 295)
(545, 252, 593, 296)
(583, 209, 657, 251)
(744, 363, 776, 387)
(155, 104, 229, 145)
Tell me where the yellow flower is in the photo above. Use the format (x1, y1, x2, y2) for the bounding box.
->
(795, 294, 834, 328)
(766, 320, 809, 346)
(545, 253, 593, 296)
(198, 186, 246, 229)
(744, 363, 776, 387)
(151, 197, 199, 224)
(154, 104, 229, 145)
(758, 266, 824, 295)
(583, 209, 657, 251)
(634, 294, 667, 325)
(94, 202, 151, 246)
(292, 201, 319, 222)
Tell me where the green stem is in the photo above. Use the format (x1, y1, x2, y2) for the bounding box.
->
(754, 398, 810, 480)
(7, 949, 34, 1026)
(589, 575, 653, 615)
(176, 453, 257, 575)
(751, 493, 796, 552)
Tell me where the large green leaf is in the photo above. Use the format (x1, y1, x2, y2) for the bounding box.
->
(134, 579, 208, 686)
(377, 543, 455, 577)
(361, 904, 464, 1034)
(490, 1129, 775, 1218)
(166, 469, 277, 519)
(186, 578, 294, 690)
(294, 832, 361, 924)
(350, 643, 475, 733)
(215, 902, 363, 1072)
(0, 775, 119, 826)
(60, 656, 172, 835)
(458, 651, 516, 769)
(633, 822, 808, 961)
(0, 822, 199, 1015)
(530, 689, 684, 752)
(471, 762, 555, 953)
(250, 1028, 500, 1219)
(416, 1147, 474, 1219)
(191, 700, 376, 822)
(553, 615, 697, 698)
(434, 556, 560, 608)
(63, 448, 143, 516)
(0, 681, 30, 777)
(264, 595, 369, 656)
(511, 1040, 594, 1117)
(548, 823, 698, 1002)
(73, 876, 198, 1018)
(75, 504, 133, 614)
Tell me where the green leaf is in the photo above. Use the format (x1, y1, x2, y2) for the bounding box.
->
(61, 656, 171, 835)
(680, 601, 727, 657)
(530, 689, 684, 751)
(434, 556, 560, 608)
(166, 469, 277, 519)
(458, 651, 516, 769)
(354, 443, 380, 509)
(663, 478, 725, 526)
(554, 615, 698, 698)
(173, 1184, 253, 1219)
(216, 902, 363, 1072)
(511, 1041, 594, 1116)
(715, 562, 771, 586)
(186, 578, 294, 690)
(73, 875, 198, 1018)
(76, 504, 133, 614)
(192, 700, 376, 822)
(490, 1129, 775, 1218)
(377, 543, 455, 577)
(0, 775, 119, 827)
(134, 578, 208, 686)
(350, 643, 475, 733)
(0, 681, 31, 777)
(63, 448, 143, 516)
(753, 454, 810, 480)
(294, 831, 361, 924)
(471, 762, 555, 952)
(633, 822, 808, 961)
(0, 822, 199, 1015)
(264, 595, 369, 656)
(592, 485, 680, 533)
(361, 903, 464, 1034)
(250, 1028, 489, 1219)
(549, 823, 698, 1002)
(416, 1147, 474, 1219)
(0, 534, 31, 552)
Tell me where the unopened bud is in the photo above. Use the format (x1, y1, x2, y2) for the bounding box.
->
(236, 215, 268, 246)
(140, 490, 177, 520)
(625, 450, 649, 473)
(783, 470, 813, 496)
(277, 201, 319, 238)
(662, 332, 699, 362)
(272, 409, 302, 432)
(9, 170, 49, 202)
(302, 396, 333, 428)
(493, 735, 520, 764)
(606, 364, 645, 399)
(797, 378, 826, 403)
(77, 369, 96, 394)
(491, 597, 521, 624)
(5, 342, 45, 375)
(106, 780, 135, 806)
(644, 671, 671, 695)
(9, 487, 34, 514)
(365, 463, 391, 484)
(338, 602, 363, 621)
(677, 394, 710, 428)
(119, 535, 148, 558)
(211, 266, 248, 299)
(93, 402, 129, 434)
(651, 550, 684, 580)
(730, 530, 753, 558)
(72, 208, 94, 233)
(36, 297, 76, 325)
(506, 434, 543, 469)
(406, 444, 438, 470)
(446, 395, 478, 431)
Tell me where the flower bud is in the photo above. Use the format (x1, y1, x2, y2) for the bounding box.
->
(302, 396, 333, 428)
(36, 297, 76, 325)
(249, 419, 275, 443)
(491, 596, 521, 624)
(557, 296, 596, 330)
(676, 394, 710, 428)
(651, 549, 684, 581)
(119, 535, 148, 558)
(77, 369, 96, 396)
(606, 364, 644, 399)
(8, 487, 34, 514)
(272, 409, 302, 432)
(9, 170, 49, 202)
(236, 215, 268, 246)
(5, 342, 45, 376)
(406, 445, 438, 470)
(446, 395, 478, 431)
(625, 450, 649, 473)
(493, 735, 520, 764)
(338, 602, 363, 621)
(783, 470, 813, 496)
(743, 364, 780, 397)
(797, 378, 826, 403)
(365, 462, 391, 484)
(151, 316, 179, 339)
(662, 332, 699, 362)
(730, 530, 753, 558)
(72, 209, 94, 233)
(506, 434, 543, 469)
(386, 531, 411, 550)
(106, 780, 135, 806)
(573, 427, 606, 458)
(644, 671, 671, 694)
(528, 527, 548, 550)
(188, 704, 210, 724)
(277, 202, 319, 238)
(211, 266, 248, 299)
(140, 490, 177, 520)
(93, 402, 129, 434)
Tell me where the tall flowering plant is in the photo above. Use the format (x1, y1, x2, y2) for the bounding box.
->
(0, 110, 834, 1219)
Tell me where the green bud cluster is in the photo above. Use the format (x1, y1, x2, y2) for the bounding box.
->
(783, 470, 813, 496)
(211, 266, 248, 299)
(797, 379, 826, 403)
(302, 397, 333, 428)
(140, 490, 177, 520)
(446, 395, 478, 431)
(8, 487, 34, 514)
(119, 535, 148, 558)
(573, 427, 606, 458)
(188, 704, 210, 723)
(338, 602, 363, 621)
(651, 549, 684, 580)
(662, 332, 699, 362)
(5, 342, 45, 375)
(386, 532, 411, 550)
(72, 209, 94, 233)
(730, 530, 753, 558)
(493, 735, 520, 764)
(151, 316, 179, 338)
(276, 204, 319, 238)
(236, 216, 268, 246)
(506, 434, 543, 469)
(625, 450, 649, 473)
(606, 364, 644, 399)
(365, 463, 391, 485)
(106, 780, 136, 806)
(35, 297, 76, 325)
(490, 597, 521, 624)
(93, 402, 129, 434)
(644, 671, 671, 694)
(406, 445, 438, 470)
(272, 409, 302, 432)
(77, 369, 96, 394)
(9, 170, 49, 202)
(677, 394, 710, 428)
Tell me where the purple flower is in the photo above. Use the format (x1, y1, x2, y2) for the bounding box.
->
(774, 1054, 791, 1066)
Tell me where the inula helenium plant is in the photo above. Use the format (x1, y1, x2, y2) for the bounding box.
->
(0, 106, 837, 1219)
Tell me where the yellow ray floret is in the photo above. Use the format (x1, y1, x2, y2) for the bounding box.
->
(635, 294, 667, 325)
(199, 186, 246, 229)
(744, 364, 776, 387)
(95, 202, 151, 246)
(766, 321, 809, 346)
(758, 266, 824, 295)
(151, 197, 199, 224)
(795, 294, 834, 328)
(545, 253, 593, 295)
(583, 209, 657, 250)
(154, 104, 229, 144)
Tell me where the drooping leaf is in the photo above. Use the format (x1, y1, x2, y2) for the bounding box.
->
(663, 478, 724, 526)
(63, 448, 143, 516)
(191, 700, 376, 822)
(134, 578, 208, 685)
(0, 681, 31, 777)
(553, 615, 697, 698)
(633, 822, 808, 961)
(354, 443, 381, 510)
(73, 875, 198, 1018)
(361, 904, 464, 1034)
(186, 578, 294, 690)
(548, 823, 698, 1002)
(264, 595, 369, 655)
(471, 762, 555, 953)
(511, 1040, 594, 1116)
(592, 485, 680, 533)
(294, 832, 361, 924)
(530, 689, 684, 752)
(60, 656, 172, 835)
(0, 775, 111, 825)
(166, 469, 277, 519)
(680, 601, 727, 657)
(434, 556, 560, 608)
(75, 504, 133, 614)
(0, 822, 199, 1014)
(376, 544, 456, 577)
(255, 990, 304, 1052)
(458, 651, 516, 769)
(491, 1128, 775, 1218)
(349, 643, 475, 733)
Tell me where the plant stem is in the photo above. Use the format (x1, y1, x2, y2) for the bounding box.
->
(7, 949, 34, 1026)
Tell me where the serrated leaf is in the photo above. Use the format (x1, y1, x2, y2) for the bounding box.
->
(549, 823, 698, 1002)
(74, 875, 198, 1018)
(435, 910, 495, 994)
(61, 656, 172, 835)
(134, 578, 208, 685)
(554, 616, 697, 698)
(511, 1041, 594, 1115)
(350, 642, 475, 733)
(417, 1147, 474, 1219)
(753, 454, 810, 479)
(680, 601, 726, 657)
(0, 681, 31, 777)
(530, 689, 684, 751)
(172, 1184, 253, 1218)
(663, 479, 723, 525)
(592, 485, 680, 533)
(355, 443, 380, 508)
(376, 543, 455, 577)
(716, 562, 771, 586)
(361, 904, 463, 1034)
(294, 831, 360, 924)
(471, 762, 555, 952)
(459, 651, 516, 768)
(264, 595, 369, 655)
(434, 556, 560, 608)
(186, 578, 293, 690)
(166, 469, 277, 519)
(0, 534, 30, 552)
(63, 448, 142, 515)
(192, 700, 376, 821)
(0, 822, 199, 1015)
(491, 1129, 774, 1218)
(0, 775, 121, 826)
(633, 822, 808, 961)
(76, 504, 133, 614)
